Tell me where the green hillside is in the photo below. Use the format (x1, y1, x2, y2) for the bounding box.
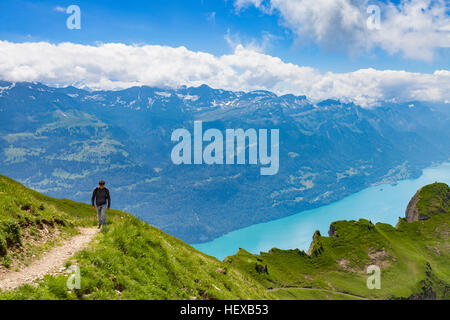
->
(0, 175, 448, 300)
(0, 175, 271, 299)
(227, 183, 450, 300)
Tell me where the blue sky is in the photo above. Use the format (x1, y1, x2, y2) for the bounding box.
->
(0, 0, 448, 106)
(0, 0, 448, 74)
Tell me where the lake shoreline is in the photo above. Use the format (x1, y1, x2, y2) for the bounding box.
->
(194, 161, 450, 260)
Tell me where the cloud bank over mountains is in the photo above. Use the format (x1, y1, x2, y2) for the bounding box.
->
(235, 0, 450, 61)
(0, 40, 448, 107)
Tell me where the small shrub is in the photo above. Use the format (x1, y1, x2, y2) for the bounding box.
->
(20, 204, 32, 211)
(1, 220, 22, 247)
(0, 230, 7, 256)
(1, 255, 11, 268)
(255, 263, 268, 274)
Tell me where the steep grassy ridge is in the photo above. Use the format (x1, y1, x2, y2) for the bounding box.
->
(227, 183, 450, 300)
(0, 175, 271, 299)
(0, 174, 100, 268)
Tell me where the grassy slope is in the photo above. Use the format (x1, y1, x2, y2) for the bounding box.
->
(268, 288, 366, 300)
(0, 175, 271, 299)
(227, 183, 450, 300)
(0, 174, 97, 268)
(0, 175, 448, 300)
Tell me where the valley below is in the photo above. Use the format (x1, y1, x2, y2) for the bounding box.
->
(195, 162, 450, 259)
(1, 81, 449, 244)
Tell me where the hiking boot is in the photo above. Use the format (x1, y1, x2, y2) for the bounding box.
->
(97, 224, 101, 229)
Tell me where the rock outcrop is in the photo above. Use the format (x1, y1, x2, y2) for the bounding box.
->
(328, 223, 338, 237)
(405, 183, 450, 222)
(405, 189, 421, 222)
(306, 230, 323, 256)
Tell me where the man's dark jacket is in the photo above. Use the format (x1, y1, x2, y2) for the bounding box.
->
(91, 187, 111, 208)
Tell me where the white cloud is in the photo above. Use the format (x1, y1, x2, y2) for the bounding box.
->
(0, 41, 448, 106)
(53, 6, 66, 13)
(224, 29, 276, 52)
(234, 0, 264, 11)
(235, 0, 450, 61)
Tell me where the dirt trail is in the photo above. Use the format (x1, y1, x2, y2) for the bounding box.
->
(268, 287, 369, 300)
(0, 228, 97, 291)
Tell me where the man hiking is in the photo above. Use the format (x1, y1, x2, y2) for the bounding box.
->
(91, 180, 111, 229)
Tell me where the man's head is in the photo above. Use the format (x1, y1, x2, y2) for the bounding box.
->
(99, 180, 105, 189)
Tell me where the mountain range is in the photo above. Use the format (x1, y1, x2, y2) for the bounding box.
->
(0, 80, 449, 243)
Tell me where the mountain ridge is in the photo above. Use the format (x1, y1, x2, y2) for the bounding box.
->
(226, 182, 450, 300)
(0, 80, 442, 110)
(1, 80, 449, 243)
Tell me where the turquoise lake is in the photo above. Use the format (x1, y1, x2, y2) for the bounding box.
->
(194, 162, 450, 260)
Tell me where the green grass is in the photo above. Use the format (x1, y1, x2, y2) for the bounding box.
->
(416, 182, 450, 219)
(0, 174, 96, 265)
(227, 183, 450, 300)
(270, 288, 365, 300)
(0, 175, 271, 300)
(0, 176, 448, 300)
